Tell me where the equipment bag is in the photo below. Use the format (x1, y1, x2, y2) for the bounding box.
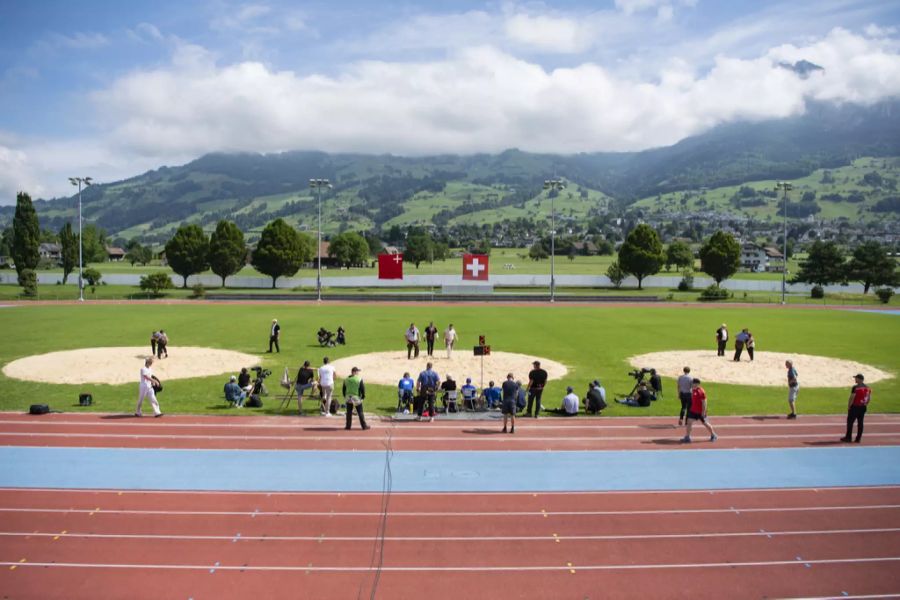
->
(79, 393, 93, 406)
(29, 404, 50, 415)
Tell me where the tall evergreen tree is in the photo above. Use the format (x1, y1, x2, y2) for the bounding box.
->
(11, 191, 40, 277)
(58, 222, 78, 284)
(251, 219, 314, 288)
(208, 220, 246, 287)
(164, 224, 210, 288)
(617, 224, 664, 290)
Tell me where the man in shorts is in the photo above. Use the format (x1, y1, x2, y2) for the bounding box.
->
(677, 366, 693, 426)
(841, 373, 872, 443)
(682, 378, 717, 443)
(295, 360, 316, 415)
(501, 373, 518, 434)
(785, 360, 799, 419)
(526, 360, 548, 418)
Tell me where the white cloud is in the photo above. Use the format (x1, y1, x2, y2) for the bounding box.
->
(39, 32, 110, 51)
(614, 0, 696, 17)
(127, 22, 164, 44)
(503, 13, 594, 53)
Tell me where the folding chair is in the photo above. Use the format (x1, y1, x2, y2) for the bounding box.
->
(461, 387, 478, 412)
(277, 367, 296, 411)
(445, 390, 459, 413)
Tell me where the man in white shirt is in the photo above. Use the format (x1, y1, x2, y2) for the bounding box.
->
(444, 324, 458, 358)
(136, 357, 162, 417)
(318, 356, 337, 416)
(551, 386, 580, 416)
(405, 323, 420, 359)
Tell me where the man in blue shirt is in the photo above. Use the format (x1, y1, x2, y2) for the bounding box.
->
(460, 377, 478, 410)
(733, 329, 749, 362)
(416, 362, 440, 422)
(224, 375, 246, 408)
(397, 371, 415, 413)
(482, 380, 501, 409)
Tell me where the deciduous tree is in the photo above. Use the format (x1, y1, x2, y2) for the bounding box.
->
(251, 218, 313, 288)
(846, 241, 897, 294)
(58, 222, 78, 284)
(208, 220, 246, 287)
(698, 231, 741, 286)
(327, 231, 370, 268)
(617, 224, 664, 290)
(665, 241, 694, 272)
(792, 240, 846, 292)
(164, 224, 210, 288)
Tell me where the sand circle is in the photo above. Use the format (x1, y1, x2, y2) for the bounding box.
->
(629, 350, 892, 388)
(329, 351, 568, 387)
(3, 347, 262, 385)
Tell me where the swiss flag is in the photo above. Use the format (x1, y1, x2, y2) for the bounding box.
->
(378, 253, 404, 279)
(462, 253, 489, 281)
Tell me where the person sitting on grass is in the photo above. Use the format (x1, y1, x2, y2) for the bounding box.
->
(482, 380, 501, 410)
(398, 371, 415, 413)
(224, 375, 246, 408)
(585, 380, 607, 415)
(616, 381, 655, 407)
(460, 378, 479, 410)
(549, 386, 580, 416)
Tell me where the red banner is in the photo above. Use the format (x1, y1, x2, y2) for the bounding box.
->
(462, 253, 489, 281)
(378, 253, 404, 279)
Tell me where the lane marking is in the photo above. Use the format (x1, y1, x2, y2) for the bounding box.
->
(1, 527, 897, 543)
(0, 504, 896, 518)
(0, 556, 898, 572)
(1, 485, 898, 496)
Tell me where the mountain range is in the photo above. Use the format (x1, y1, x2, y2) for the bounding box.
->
(3, 100, 900, 244)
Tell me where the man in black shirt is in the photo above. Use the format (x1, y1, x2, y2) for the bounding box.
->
(268, 319, 281, 353)
(616, 382, 655, 407)
(526, 360, 549, 418)
(424, 322, 438, 357)
(295, 360, 316, 415)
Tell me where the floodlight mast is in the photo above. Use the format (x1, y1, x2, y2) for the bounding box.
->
(775, 181, 793, 305)
(69, 176, 93, 302)
(309, 178, 332, 301)
(543, 178, 565, 302)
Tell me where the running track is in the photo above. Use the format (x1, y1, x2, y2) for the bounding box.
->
(1, 412, 899, 599)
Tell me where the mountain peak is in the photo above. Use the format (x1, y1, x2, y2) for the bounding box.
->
(777, 59, 825, 79)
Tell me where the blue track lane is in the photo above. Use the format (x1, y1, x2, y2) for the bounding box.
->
(2, 446, 899, 492)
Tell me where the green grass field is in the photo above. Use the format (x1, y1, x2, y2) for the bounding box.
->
(1, 303, 896, 418)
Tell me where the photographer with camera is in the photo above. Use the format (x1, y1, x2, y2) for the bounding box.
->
(617, 381, 655, 407)
(246, 366, 271, 408)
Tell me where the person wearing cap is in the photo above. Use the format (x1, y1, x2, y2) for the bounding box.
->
(842, 374, 872, 443)
(342, 367, 370, 430)
(551, 386, 580, 416)
(785, 360, 799, 419)
(526, 360, 549, 418)
(460, 377, 478, 410)
(715, 324, 728, 357)
(682, 378, 717, 443)
(500, 373, 519, 433)
(677, 367, 693, 425)
(267, 318, 281, 353)
(585, 380, 607, 415)
(224, 375, 246, 408)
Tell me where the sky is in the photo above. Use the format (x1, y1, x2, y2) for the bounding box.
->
(1, 0, 899, 204)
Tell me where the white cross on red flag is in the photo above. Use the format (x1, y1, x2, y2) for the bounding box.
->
(462, 253, 489, 281)
(378, 253, 404, 279)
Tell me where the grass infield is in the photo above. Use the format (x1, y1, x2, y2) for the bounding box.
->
(0, 303, 896, 417)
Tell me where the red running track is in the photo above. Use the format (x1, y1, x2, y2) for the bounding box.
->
(0, 487, 899, 599)
(2, 412, 900, 450)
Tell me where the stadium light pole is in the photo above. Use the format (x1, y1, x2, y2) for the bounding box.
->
(543, 178, 565, 302)
(309, 178, 332, 301)
(775, 181, 793, 305)
(68, 176, 93, 302)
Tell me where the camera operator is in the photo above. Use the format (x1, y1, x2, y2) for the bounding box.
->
(617, 381, 655, 407)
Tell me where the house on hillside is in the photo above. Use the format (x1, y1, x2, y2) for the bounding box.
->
(39, 243, 61, 261)
(106, 246, 126, 262)
(741, 243, 784, 272)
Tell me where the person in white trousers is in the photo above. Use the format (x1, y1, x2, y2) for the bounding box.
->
(136, 357, 162, 417)
(444, 324, 458, 359)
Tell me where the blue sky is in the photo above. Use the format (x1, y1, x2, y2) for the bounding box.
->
(1, 0, 899, 202)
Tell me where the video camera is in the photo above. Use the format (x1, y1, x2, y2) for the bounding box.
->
(250, 366, 272, 381)
(628, 368, 653, 381)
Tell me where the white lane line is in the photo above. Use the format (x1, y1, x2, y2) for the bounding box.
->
(0, 556, 898, 572)
(2, 527, 897, 543)
(2, 431, 900, 442)
(2, 485, 898, 496)
(1, 504, 897, 517)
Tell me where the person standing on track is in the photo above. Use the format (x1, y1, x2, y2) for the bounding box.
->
(677, 366, 693, 426)
(444, 323, 458, 359)
(785, 360, 799, 419)
(424, 322, 438, 357)
(136, 356, 163, 417)
(268, 318, 281, 353)
(342, 367, 370, 430)
(526, 360, 548, 418)
(715, 324, 728, 357)
(682, 378, 716, 443)
(501, 373, 518, 434)
(842, 373, 871, 443)
(405, 323, 420, 359)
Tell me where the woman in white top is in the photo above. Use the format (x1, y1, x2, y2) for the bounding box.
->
(444, 324, 457, 358)
(136, 357, 162, 417)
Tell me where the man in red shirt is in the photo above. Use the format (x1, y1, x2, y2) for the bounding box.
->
(682, 378, 718, 443)
(841, 373, 871, 443)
